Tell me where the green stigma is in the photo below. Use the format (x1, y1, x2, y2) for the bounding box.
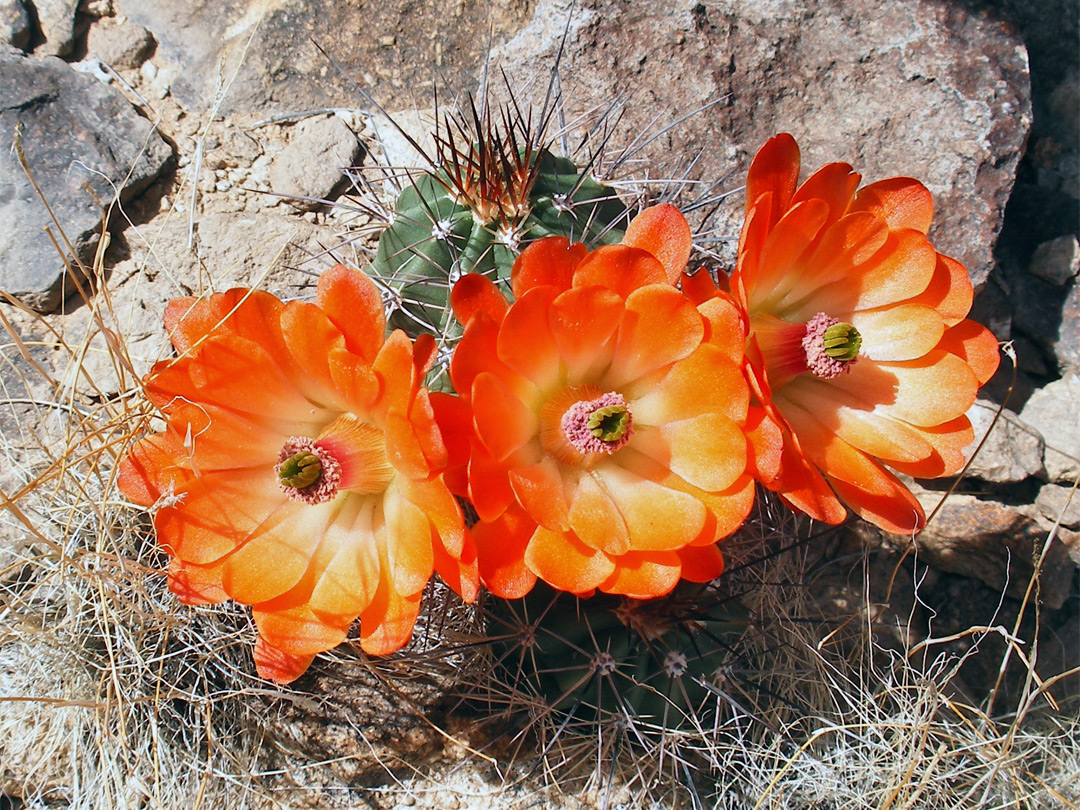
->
(821, 322, 862, 361)
(278, 451, 322, 489)
(587, 405, 631, 442)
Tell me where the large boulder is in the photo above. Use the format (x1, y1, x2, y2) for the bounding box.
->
(491, 0, 1031, 288)
(0, 49, 173, 312)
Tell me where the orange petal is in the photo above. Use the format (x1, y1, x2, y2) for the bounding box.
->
(746, 405, 783, 484)
(909, 254, 973, 327)
(848, 303, 945, 362)
(594, 462, 707, 551)
(253, 635, 317, 684)
(167, 558, 227, 605)
(939, 320, 1000, 385)
(567, 470, 631, 555)
(681, 267, 721, 305)
(524, 526, 616, 594)
(429, 392, 473, 495)
(605, 285, 705, 388)
(548, 286, 623, 383)
(789, 162, 860, 226)
(163, 296, 215, 355)
(629, 412, 747, 492)
(509, 457, 571, 531)
(316, 264, 386, 363)
(279, 300, 352, 408)
(497, 286, 562, 389)
(770, 429, 848, 525)
(373, 330, 418, 416)
(783, 378, 934, 464)
(782, 401, 925, 533)
(218, 500, 337, 604)
(383, 487, 435, 597)
(408, 389, 449, 472)
(471, 371, 539, 462)
(118, 433, 189, 507)
(473, 506, 537, 599)
(467, 441, 519, 522)
(305, 496, 381, 619)
(828, 351, 979, 427)
(628, 343, 749, 425)
(384, 411, 431, 479)
(400, 474, 468, 559)
(621, 203, 692, 284)
(158, 399, 284, 472)
(451, 273, 509, 325)
(745, 133, 800, 218)
(571, 244, 668, 299)
(751, 198, 830, 308)
(432, 523, 479, 603)
(807, 228, 937, 317)
(850, 177, 934, 234)
(328, 347, 380, 415)
(599, 550, 681, 599)
(359, 576, 423, 656)
(253, 599, 351, 657)
(676, 543, 726, 583)
(512, 236, 587, 298)
(698, 293, 748, 365)
(155, 468, 285, 564)
(886, 415, 974, 478)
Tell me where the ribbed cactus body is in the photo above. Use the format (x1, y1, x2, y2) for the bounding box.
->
(493, 584, 749, 729)
(372, 149, 628, 341)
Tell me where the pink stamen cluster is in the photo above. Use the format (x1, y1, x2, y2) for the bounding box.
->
(276, 437, 342, 505)
(561, 392, 633, 455)
(802, 312, 855, 379)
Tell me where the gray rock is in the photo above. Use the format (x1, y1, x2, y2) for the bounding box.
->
(1029, 234, 1080, 285)
(114, 0, 533, 113)
(915, 490, 1076, 610)
(1036, 483, 1080, 531)
(1013, 270, 1080, 375)
(492, 0, 1031, 289)
(1020, 373, 1080, 482)
(86, 18, 156, 69)
(964, 398, 1045, 483)
(0, 0, 31, 49)
(32, 0, 79, 56)
(268, 115, 361, 211)
(0, 49, 172, 312)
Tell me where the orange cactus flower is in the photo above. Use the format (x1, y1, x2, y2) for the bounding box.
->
(119, 265, 478, 684)
(708, 134, 1000, 534)
(434, 205, 780, 600)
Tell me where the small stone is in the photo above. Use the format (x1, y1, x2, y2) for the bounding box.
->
(268, 116, 362, 211)
(1020, 373, 1080, 483)
(215, 179, 232, 192)
(87, 19, 155, 69)
(32, 0, 80, 56)
(140, 60, 158, 80)
(0, 0, 32, 50)
(1036, 484, 1080, 530)
(379, 34, 396, 47)
(1029, 235, 1080, 285)
(963, 399, 1045, 483)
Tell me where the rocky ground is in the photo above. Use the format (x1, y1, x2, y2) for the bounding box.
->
(0, 0, 1077, 808)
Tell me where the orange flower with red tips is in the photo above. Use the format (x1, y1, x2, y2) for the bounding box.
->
(705, 134, 999, 534)
(434, 205, 780, 600)
(119, 265, 478, 684)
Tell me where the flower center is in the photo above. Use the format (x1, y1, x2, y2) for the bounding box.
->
(561, 392, 634, 455)
(801, 312, 861, 379)
(276, 437, 341, 505)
